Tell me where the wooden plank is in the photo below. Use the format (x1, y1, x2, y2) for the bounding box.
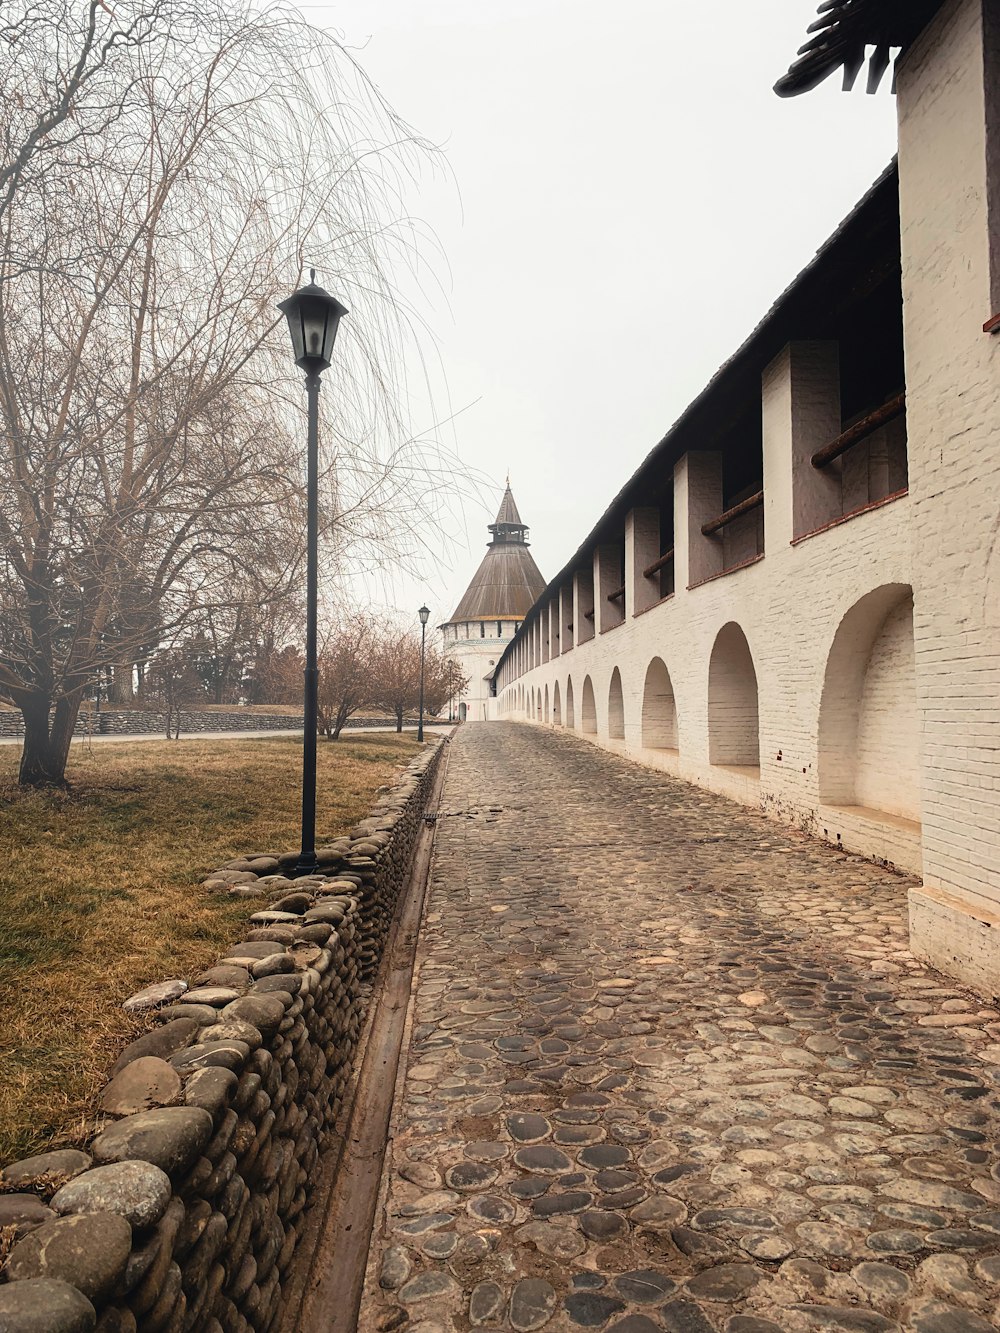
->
(701, 491, 764, 538)
(811, 391, 905, 469)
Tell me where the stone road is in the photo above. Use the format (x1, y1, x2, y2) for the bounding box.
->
(359, 724, 1000, 1333)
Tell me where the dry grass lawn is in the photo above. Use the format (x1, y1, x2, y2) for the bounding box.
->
(0, 732, 422, 1166)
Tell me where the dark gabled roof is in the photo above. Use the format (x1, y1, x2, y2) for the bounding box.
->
(496, 159, 902, 679)
(775, 0, 945, 97)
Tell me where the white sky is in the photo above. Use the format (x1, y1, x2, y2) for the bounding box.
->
(304, 0, 899, 628)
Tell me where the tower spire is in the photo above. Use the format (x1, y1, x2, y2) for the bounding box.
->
(491, 481, 526, 543)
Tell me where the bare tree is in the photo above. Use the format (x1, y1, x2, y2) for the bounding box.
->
(371, 620, 468, 731)
(0, 0, 461, 785)
(316, 613, 377, 741)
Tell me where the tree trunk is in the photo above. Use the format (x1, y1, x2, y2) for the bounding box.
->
(395, 704, 403, 733)
(109, 661, 135, 704)
(18, 689, 83, 786)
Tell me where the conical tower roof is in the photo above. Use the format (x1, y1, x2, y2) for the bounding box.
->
(493, 483, 523, 529)
(447, 484, 546, 623)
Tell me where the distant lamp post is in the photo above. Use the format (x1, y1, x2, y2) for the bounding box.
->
(277, 271, 348, 876)
(417, 605, 430, 743)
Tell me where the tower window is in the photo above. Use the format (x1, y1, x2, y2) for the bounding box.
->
(497, 621, 503, 637)
(480, 622, 485, 637)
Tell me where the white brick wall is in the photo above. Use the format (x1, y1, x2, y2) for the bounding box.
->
(497, 483, 915, 869)
(495, 0, 1000, 997)
(895, 0, 1000, 985)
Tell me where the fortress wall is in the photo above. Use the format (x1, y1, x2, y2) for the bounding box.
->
(498, 488, 916, 874)
(896, 0, 1000, 993)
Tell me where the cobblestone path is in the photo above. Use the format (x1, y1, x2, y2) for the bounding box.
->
(360, 724, 1000, 1333)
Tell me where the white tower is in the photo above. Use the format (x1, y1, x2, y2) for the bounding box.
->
(440, 484, 546, 721)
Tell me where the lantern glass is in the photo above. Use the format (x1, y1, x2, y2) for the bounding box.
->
(418, 605, 430, 626)
(278, 274, 348, 372)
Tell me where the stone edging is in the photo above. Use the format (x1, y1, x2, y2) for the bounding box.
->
(0, 709, 450, 738)
(0, 737, 446, 1333)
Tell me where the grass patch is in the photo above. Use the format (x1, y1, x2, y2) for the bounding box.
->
(0, 732, 422, 1165)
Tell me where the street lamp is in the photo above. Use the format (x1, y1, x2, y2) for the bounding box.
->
(278, 271, 348, 876)
(417, 605, 430, 743)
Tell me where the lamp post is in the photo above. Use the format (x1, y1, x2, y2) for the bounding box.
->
(278, 271, 348, 876)
(417, 605, 430, 743)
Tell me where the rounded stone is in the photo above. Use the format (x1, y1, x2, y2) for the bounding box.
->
(630, 1195, 687, 1227)
(5, 1212, 132, 1303)
(0, 1194, 56, 1236)
(564, 1292, 626, 1326)
(613, 1270, 677, 1303)
(467, 1194, 516, 1224)
(122, 979, 188, 1012)
(658, 1300, 718, 1333)
(531, 1190, 592, 1217)
(99, 1056, 182, 1116)
(866, 1229, 925, 1255)
(579, 1209, 628, 1241)
(850, 1261, 911, 1302)
(51, 1160, 171, 1230)
(513, 1145, 572, 1174)
(510, 1277, 557, 1331)
(508, 1113, 551, 1143)
(398, 1271, 460, 1304)
(686, 1263, 760, 1302)
(446, 1161, 500, 1191)
(739, 1232, 794, 1262)
(222, 994, 287, 1036)
(422, 1231, 458, 1258)
(0, 1278, 96, 1332)
(379, 1246, 412, 1290)
(182, 986, 243, 1006)
(579, 1145, 631, 1169)
(0, 1151, 91, 1197)
(470, 1280, 505, 1326)
(892, 1302, 995, 1333)
(154, 1003, 220, 1026)
(90, 1105, 213, 1175)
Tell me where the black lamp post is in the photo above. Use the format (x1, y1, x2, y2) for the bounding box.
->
(417, 605, 430, 742)
(278, 271, 348, 876)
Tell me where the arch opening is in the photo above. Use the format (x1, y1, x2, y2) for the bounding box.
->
(708, 623, 760, 769)
(608, 668, 625, 740)
(642, 657, 678, 749)
(553, 681, 562, 726)
(581, 676, 597, 734)
(544, 684, 550, 724)
(566, 678, 575, 729)
(818, 585, 919, 821)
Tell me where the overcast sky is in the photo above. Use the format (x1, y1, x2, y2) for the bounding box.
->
(304, 0, 898, 629)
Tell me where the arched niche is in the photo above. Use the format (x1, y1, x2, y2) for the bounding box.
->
(642, 657, 678, 749)
(608, 667, 625, 740)
(581, 675, 597, 734)
(818, 585, 919, 820)
(708, 622, 760, 768)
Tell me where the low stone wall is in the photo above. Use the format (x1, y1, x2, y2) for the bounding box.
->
(0, 709, 449, 738)
(0, 739, 445, 1332)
